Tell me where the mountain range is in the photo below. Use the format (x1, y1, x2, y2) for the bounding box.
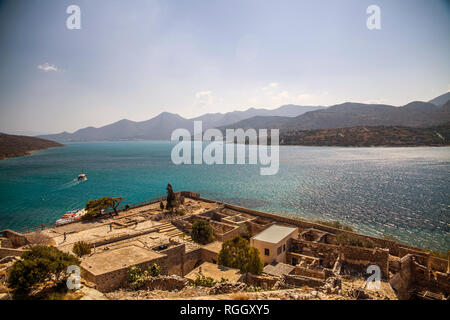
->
(38, 105, 324, 142)
(38, 92, 450, 142)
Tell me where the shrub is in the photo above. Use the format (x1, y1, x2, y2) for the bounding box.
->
(72, 241, 91, 257)
(127, 266, 147, 289)
(127, 263, 161, 289)
(7, 246, 80, 296)
(335, 233, 376, 248)
(246, 285, 262, 292)
(148, 263, 161, 277)
(315, 220, 353, 232)
(192, 274, 216, 288)
(218, 236, 263, 275)
(191, 219, 215, 245)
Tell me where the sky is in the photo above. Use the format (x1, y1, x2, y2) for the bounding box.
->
(0, 0, 449, 135)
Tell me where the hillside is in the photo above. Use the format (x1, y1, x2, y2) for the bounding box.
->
(0, 133, 64, 160)
(38, 105, 323, 142)
(224, 100, 450, 132)
(428, 91, 450, 106)
(279, 123, 450, 147)
(37, 93, 450, 142)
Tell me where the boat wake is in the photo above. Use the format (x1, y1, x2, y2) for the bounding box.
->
(57, 178, 87, 190)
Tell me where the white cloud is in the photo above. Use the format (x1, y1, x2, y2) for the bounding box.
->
(262, 82, 278, 91)
(296, 93, 312, 101)
(37, 63, 59, 72)
(194, 90, 213, 107)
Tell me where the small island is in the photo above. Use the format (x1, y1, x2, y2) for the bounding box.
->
(0, 133, 64, 160)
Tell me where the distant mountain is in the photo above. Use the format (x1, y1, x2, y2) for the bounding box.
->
(192, 105, 324, 129)
(279, 123, 450, 147)
(39, 112, 194, 142)
(428, 92, 450, 106)
(0, 133, 63, 160)
(38, 105, 324, 142)
(36, 93, 450, 142)
(221, 101, 450, 132)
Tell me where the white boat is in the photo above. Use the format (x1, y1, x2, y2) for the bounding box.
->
(78, 174, 87, 181)
(55, 208, 87, 226)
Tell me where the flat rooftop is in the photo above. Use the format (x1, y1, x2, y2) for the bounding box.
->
(251, 224, 297, 244)
(81, 245, 164, 275)
(263, 261, 295, 277)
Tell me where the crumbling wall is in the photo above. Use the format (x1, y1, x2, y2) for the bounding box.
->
(339, 245, 389, 279)
(412, 261, 450, 296)
(241, 273, 277, 289)
(429, 256, 448, 273)
(294, 266, 326, 279)
(290, 239, 339, 268)
(278, 274, 325, 288)
(398, 247, 430, 267)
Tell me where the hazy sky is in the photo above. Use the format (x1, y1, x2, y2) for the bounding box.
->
(0, 0, 449, 134)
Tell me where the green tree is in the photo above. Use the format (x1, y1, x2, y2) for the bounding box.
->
(72, 241, 91, 257)
(7, 246, 80, 296)
(83, 197, 124, 219)
(335, 233, 376, 248)
(191, 219, 215, 245)
(218, 236, 263, 275)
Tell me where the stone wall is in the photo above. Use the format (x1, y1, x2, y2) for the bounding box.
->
(281, 274, 325, 288)
(412, 260, 450, 295)
(200, 247, 219, 264)
(339, 245, 389, 279)
(156, 243, 185, 276)
(429, 256, 448, 273)
(294, 266, 326, 279)
(194, 198, 421, 257)
(290, 239, 339, 268)
(241, 273, 277, 290)
(81, 255, 168, 292)
(398, 247, 430, 267)
(182, 248, 203, 276)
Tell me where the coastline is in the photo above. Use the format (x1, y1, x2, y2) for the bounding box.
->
(0, 145, 64, 161)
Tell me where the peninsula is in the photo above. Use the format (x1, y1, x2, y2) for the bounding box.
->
(0, 133, 63, 160)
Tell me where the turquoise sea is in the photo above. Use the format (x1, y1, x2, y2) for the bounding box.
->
(0, 141, 449, 252)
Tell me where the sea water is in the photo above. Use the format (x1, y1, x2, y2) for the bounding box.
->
(0, 141, 448, 251)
